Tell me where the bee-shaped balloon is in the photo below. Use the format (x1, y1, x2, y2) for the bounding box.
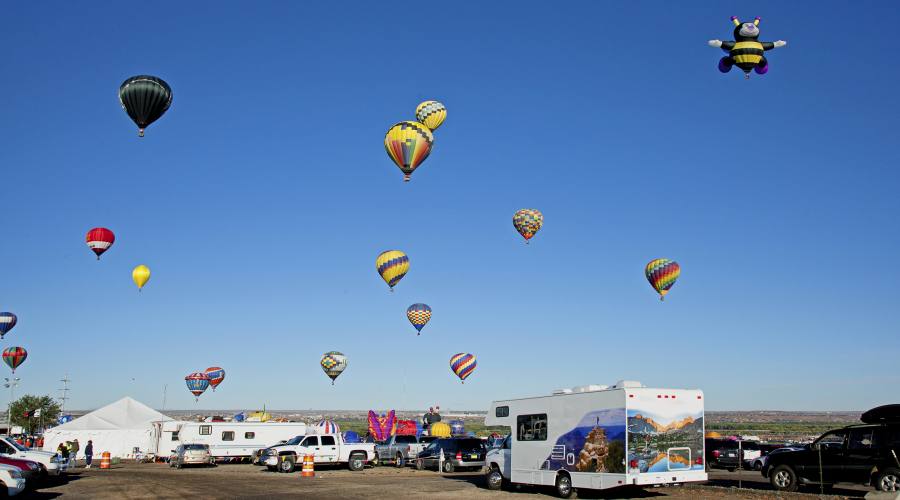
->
(708, 16, 786, 78)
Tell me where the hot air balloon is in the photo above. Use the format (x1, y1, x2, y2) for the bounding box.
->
(0, 313, 17, 340)
(376, 250, 409, 291)
(185, 372, 210, 401)
(2, 347, 27, 374)
(406, 303, 432, 335)
(450, 353, 476, 384)
(86, 228, 115, 260)
(205, 367, 225, 391)
(415, 101, 446, 131)
(321, 351, 348, 385)
(513, 209, 543, 243)
(708, 17, 787, 79)
(132, 265, 151, 292)
(119, 75, 172, 137)
(384, 121, 433, 182)
(645, 258, 681, 301)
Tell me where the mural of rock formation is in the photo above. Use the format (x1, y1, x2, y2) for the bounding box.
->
(575, 426, 609, 472)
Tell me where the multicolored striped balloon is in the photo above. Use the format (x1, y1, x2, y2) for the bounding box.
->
(406, 303, 432, 335)
(450, 353, 476, 384)
(86, 227, 115, 260)
(185, 372, 210, 401)
(645, 258, 681, 301)
(205, 367, 225, 391)
(0, 313, 17, 339)
(376, 250, 409, 291)
(316, 420, 341, 434)
(513, 209, 543, 243)
(384, 121, 433, 182)
(2, 347, 27, 373)
(415, 100, 447, 131)
(321, 351, 348, 385)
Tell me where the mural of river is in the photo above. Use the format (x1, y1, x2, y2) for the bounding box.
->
(627, 407, 704, 474)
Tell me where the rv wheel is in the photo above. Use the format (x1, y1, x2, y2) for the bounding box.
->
(486, 468, 504, 490)
(555, 473, 575, 498)
(876, 468, 900, 492)
(279, 457, 295, 473)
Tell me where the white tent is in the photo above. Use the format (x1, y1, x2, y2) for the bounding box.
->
(42, 397, 172, 458)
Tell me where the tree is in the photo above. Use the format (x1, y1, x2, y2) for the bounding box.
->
(9, 395, 61, 435)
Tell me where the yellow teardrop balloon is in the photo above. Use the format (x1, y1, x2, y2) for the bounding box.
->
(132, 264, 151, 291)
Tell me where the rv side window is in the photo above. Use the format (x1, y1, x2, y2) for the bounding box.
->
(222, 431, 235, 441)
(321, 436, 336, 446)
(199, 425, 212, 436)
(171, 431, 179, 441)
(517, 414, 548, 441)
(245, 432, 255, 439)
(496, 406, 509, 418)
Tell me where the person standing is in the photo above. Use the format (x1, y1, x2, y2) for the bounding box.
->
(70, 439, 80, 467)
(84, 440, 94, 469)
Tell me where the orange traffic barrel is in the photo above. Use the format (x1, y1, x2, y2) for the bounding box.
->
(100, 452, 111, 469)
(300, 454, 314, 477)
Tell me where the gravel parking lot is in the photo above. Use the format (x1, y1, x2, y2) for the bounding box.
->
(18, 463, 873, 499)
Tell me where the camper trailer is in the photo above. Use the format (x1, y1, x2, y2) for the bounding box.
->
(154, 421, 308, 459)
(485, 381, 707, 497)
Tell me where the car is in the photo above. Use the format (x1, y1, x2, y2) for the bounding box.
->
(169, 444, 214, 469)
(0, 464, 26, 497)
(373, 435, 429, 467)
(415, 437, 486, 473)
(0, 436, 63, 477)
(705, 438, 759, 472)
(763, 404, 900, 493)
(0, 456, 41, 484)
(749, 445, 805, 471)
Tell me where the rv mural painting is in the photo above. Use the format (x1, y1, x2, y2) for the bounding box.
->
(539, 408, 626, 473)
(626, 406, 704, 474)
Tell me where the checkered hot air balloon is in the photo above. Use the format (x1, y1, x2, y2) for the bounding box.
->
(449, 353, 476, 384)
(0, 313, 17, 340)
(205, 367, 225, 391)
(2, 347, 27, 374)
(321, 351, 348, 385)
(645, 258, 681, 301)
(86, 227, 115, 260)
(415, 100, 446, 131)
(376, 250, 409, 291)
(384, 121, 433, 182)
(513, 209, 543, 243)
(185, 372, 210, 401)
(406, 303, 432, 336)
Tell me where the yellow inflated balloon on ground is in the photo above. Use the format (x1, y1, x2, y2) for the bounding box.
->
(132, 265, 151, 292)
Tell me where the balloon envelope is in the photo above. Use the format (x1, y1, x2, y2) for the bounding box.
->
(132, 265, 151, 291)
(205, 367, 225, 390)
(86, 228, 115, 260)
(415, 101, 446, 131)
(0, 313, 17, 339)
(406, 303, 432, 335)
(384, 121, 433, 181)
(321, 351, 348, 384)
(450, 353, 476, 383)
(376, 250, 409, 290)
(2, 347, 27, 373)
(185, 372, 210, 399)
(645, 258, 681, 300)
(119, 75, 172, 137)
(513, 209, 543, 242)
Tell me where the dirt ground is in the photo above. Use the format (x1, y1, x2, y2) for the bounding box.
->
(19, 463, 873, 499)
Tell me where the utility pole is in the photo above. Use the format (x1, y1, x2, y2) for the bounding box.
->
(4, 377, 20, 435)
(58, 375, 71, 415)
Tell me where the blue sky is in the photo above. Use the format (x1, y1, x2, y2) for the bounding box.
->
(1, 1, 898, 413)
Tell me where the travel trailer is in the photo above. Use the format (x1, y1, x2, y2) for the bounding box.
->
(153, 421, 308, 459)
(485, 380, 707, 497)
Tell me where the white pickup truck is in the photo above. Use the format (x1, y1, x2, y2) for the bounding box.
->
(260, 433, 375, 472)
(0, 436, 64, 477)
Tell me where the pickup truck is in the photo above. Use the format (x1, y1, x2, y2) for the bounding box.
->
(373, 435, 436, 467)
(0, 436, 64, 477)
(260, 433, 375, 472)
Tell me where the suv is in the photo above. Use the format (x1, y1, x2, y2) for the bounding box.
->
(415, 438, 486, 473)
(705, 438, 760, 472)
(170, 444, 213, 469)
(763, 405, 900, 493)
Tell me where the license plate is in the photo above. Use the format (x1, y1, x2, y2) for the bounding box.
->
(727, 453, 735, 457)
(470, 454, 478, 459)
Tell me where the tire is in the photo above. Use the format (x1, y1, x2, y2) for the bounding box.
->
(555, 473, 575, 498)
(174, 461, 181, 470)
(486, 467, 504, 491)
(769, 465, 799, 492)
(875, 468, 900, 492)
(753, 461, 762, 471)
(348, 454, 365, 471)
(396, 453, 405, 468)
(278, 456, 295, 473)
(442, 460, 455, 473)
(726, 467, 735, 472)
(371, 454, 380, 467)
(416, 458, 425, 470)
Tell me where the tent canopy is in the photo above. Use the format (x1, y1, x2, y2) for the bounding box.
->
(53, 397, 171, 431)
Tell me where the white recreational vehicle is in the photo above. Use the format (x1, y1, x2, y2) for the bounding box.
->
(153, 421, 308, 460)
(485, 380, 707, 497)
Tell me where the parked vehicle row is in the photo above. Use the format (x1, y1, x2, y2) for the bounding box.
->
(0, 434, 68, 496)
(372, 434, 436, 466)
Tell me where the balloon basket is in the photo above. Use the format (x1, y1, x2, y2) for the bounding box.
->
(403, 175, 410, 182)
(138, 128, 145, 137)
